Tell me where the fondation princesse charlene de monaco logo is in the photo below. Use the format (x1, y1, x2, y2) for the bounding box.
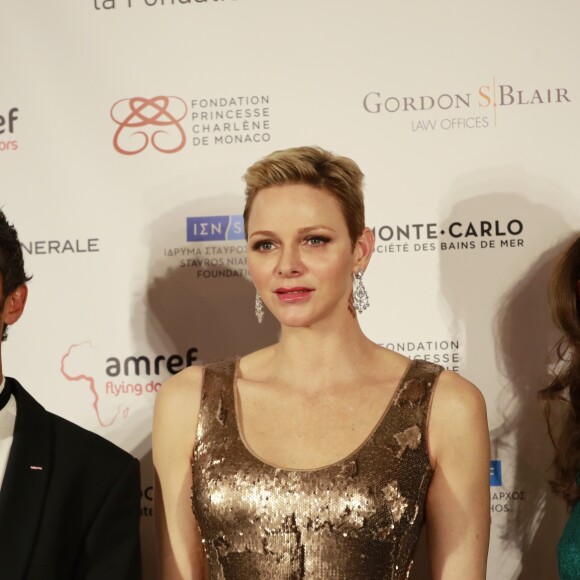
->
(110, 96, 187, 155)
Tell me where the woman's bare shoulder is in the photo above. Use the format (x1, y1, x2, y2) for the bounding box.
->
(156, 364, 204, 411)
(433, 370, 487, 416)
(428, 370, 489, 466)
(153, 365, 205, 453)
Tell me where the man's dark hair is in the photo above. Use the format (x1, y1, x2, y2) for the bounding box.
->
(0, 209, 32, 341)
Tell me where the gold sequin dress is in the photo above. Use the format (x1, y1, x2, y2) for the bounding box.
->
(192, 358, 442, 579)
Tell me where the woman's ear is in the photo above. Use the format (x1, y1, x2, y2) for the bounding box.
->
(354, 227, 375, 272)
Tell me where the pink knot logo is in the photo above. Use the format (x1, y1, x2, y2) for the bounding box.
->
(110, 96, 187, 155)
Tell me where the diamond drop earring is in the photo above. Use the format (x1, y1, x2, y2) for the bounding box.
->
(352, 271, 370, 314)
(255, 292, 264, 323)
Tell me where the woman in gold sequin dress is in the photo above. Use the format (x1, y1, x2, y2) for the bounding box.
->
(153, 147, 491, 579)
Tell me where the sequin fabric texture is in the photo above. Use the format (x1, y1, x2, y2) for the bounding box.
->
(192, 358, 442, 579)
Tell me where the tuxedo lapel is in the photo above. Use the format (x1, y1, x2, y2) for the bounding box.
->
(0, 378, 53, 579)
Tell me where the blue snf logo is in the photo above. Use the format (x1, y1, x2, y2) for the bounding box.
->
(490, 460, 502, 487)
(186, 215, 245, 242)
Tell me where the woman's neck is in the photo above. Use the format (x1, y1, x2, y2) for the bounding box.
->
(269, 320, 378, 393)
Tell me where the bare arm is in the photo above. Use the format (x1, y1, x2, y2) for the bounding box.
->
(426, 371, 491, 579)
(153, 365, 206, 580)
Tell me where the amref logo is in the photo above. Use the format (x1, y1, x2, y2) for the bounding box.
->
(60, 341, 197, 426)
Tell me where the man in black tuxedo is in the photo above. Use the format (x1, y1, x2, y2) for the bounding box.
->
(0, 211, 141, 579)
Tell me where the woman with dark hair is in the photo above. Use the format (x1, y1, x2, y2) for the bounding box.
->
(539, 234, 580, 579)
(153, 146, 491, 579)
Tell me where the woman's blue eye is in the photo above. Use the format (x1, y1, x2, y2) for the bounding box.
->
(306, 236, 330, 246)
(252, 240, 274, 251)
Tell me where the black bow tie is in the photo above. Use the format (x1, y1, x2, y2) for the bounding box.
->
(0, 380, 11, 411)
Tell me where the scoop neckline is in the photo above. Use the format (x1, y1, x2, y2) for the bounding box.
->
(231, 356, 415, 473)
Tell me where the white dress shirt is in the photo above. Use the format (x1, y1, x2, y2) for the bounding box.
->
(0, 378, 16, 489)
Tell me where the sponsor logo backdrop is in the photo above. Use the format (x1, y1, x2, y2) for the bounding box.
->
(1, 1, 579, 578)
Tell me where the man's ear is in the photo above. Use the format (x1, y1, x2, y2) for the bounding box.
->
(3, 284, 28, 326)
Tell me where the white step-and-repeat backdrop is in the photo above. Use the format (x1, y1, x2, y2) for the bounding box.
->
(2, 1, 579, 578)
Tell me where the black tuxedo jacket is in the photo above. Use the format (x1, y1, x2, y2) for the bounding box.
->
(0, 378, 142, 579)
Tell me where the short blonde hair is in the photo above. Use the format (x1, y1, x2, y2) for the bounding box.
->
(243, 146, 365, 248)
